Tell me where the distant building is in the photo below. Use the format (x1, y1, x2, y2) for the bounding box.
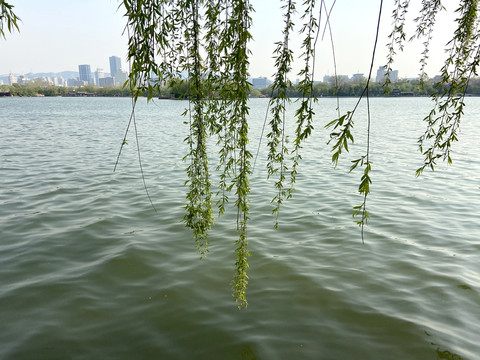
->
(99, 77, 115, 87)
(376, 66, 398, 83)
(8, 73, 18, 85)
(17, 75, 26, 85)
(68, 78, 87, 87)
(43, 77, 54, 85)
(351, 73, 365, 82)
(109, 56, 122, 78)
(390, 70, 399, 83)
(114, 70, 128, 86)
(323, 75, 349, 84)
(53, 76, 67, 87)
(251, 77, 267, 89)
(95, 68, 105, 86)
(78, 64, 92, 84)
(376, 66, 386, 83)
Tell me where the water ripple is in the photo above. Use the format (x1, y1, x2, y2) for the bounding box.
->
(1, 97, 479, 359)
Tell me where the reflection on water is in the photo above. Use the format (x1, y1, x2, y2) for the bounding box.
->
(0, 97, 479, 359)
(241, 345, 258, 360)
(424, 331, 464, 360)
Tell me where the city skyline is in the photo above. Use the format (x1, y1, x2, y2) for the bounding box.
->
(0, 1, 460, 79)
(0, 53, 129, 87)
(2, 65, 404, 89)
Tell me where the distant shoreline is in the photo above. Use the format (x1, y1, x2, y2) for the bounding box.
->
(3, 93, 480, 99)
(3, 85, 480, 99)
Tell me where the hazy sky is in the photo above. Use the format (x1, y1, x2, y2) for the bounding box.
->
(1, 0, 458, 80)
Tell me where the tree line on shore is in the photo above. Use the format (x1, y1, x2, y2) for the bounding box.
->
(0, 83, 130, 97)
(3, 77, 480, 98)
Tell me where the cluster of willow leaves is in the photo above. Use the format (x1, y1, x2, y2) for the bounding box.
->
(3, 0, 479, 308)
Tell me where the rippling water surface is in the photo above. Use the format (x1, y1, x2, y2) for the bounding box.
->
(1, 97, 479, 359)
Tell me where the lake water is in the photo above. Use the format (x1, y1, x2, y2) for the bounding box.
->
(1, 96, 479, 359)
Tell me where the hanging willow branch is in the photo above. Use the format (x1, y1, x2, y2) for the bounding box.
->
(183, 0, 215, 256)
(326, 0, 384, 242)
(384, 0, 410, 91)
(266, 0, 295, 228)
(114, 0, 480, 308)
(290, 0, 319, 200)
(228, 0, 253, 309)
(121, 0, 253, 308)
(383, 0, 480, 175)
(410, 0, 443, 87)
(0, 0, 20, 39)
(417, 0, 480, 175)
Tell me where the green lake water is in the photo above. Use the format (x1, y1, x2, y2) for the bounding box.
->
(1, 97, 479, 359)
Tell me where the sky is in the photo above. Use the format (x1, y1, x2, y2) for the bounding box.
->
(0, 0, 459, 80)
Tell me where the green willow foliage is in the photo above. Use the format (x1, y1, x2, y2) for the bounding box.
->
(123, 0, 253, 308)
(325, 0, 384, 242)
(385, 0, 480, 176)
(0, 0, 20, 39)
(3, 1, 477, 307)
(119, 0, 480, 307)
(265, 0, 295, 229)
(416, 0, 480, 175)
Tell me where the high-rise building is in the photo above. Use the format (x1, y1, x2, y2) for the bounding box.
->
(8, 73, 18, 85)
(68, 78, 87, 87)
(99, 77, 115, 87)
(95, 68, 105, 86)
(114, 70, 128, 86)
(109, 56, 122, 78)
(390, 70, 399, 83)
(376, 66, 399, 83)
(376, 66, 386, 83)
(78, 64, 92, 84)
